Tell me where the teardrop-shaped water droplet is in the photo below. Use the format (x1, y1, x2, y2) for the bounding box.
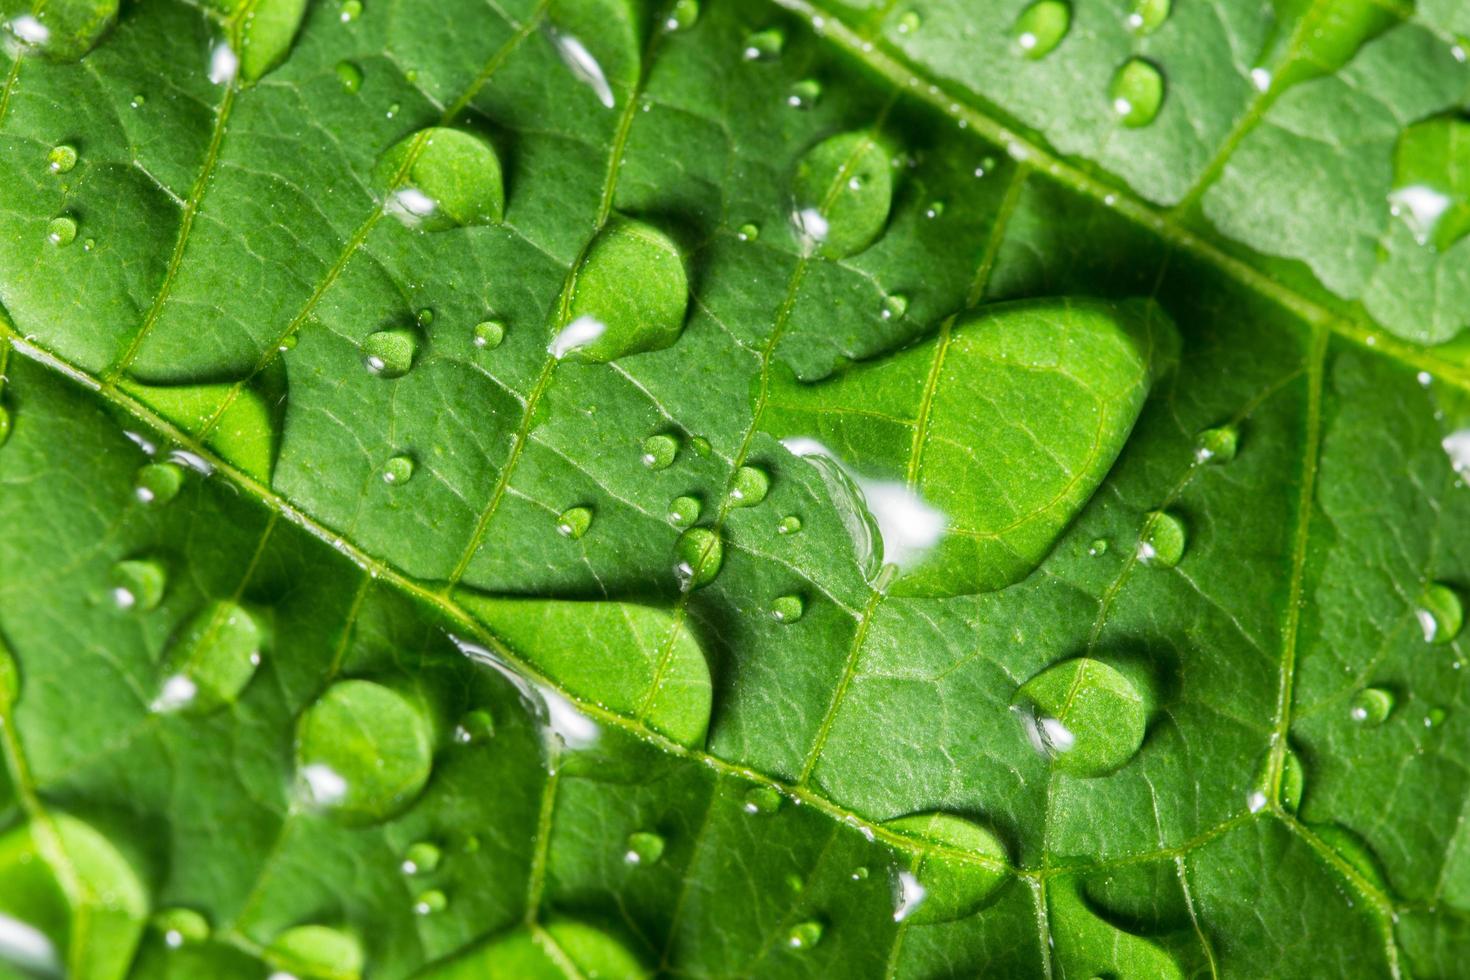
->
(557, 505, 593, 539)
(1012, 0, 1070, 59)
(362, 328, 418, 378)
(153, 907, 210, 948)
(473, 319, 505, 350)
(111, 558, 166, 611)
(402, 841, 442, 875)
(668, 494, 700, 526)
(770, 594, 804, 624)
(413, 889, 447, 915)
(666, 0, 699, 31)
(375, 128, 505, 230)
(152, 600, 263, 715)
(743, 27, 784, 61)
(1195, 423, 1238, 463)
(47, 144, 77, 174)
(1125, 0, 1170, 34)
(264, 924, 364, 980)
(641, 433, 679, 470)
(335, 60, 363, 91)
(742, 785, 782, 815)
(674, 526, 723, 590)
(777, 514, 802, 535)
(690, 436, 712, 457)
(1417, 582, 1463, 644)
(786, 920, 823, 950)
(624, 830, 666, 866)
(296, 680, 433, 823)
(884, 812, 1011, 923)
(737, 222, 760, 242)
(1137, 510, 1185, 567)
(454, 707, 494, 744)
(560, 218, 689, 362)
(1388, 115, 1470, 250)
(786, 78, 821, 109)
(135, 461, 185, 504)
(1109, 58, 1165, 127)
(382, 454, 415, 485)
(881, 293, 909, 320)
(1350, 687, 1394, 726)
(729, 465, 770, 507)
(46, 215, 77, 246)
(792, 131, 894, 258)
(1014, 658, 1149, 777)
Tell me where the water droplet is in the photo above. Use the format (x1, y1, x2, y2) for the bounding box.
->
(786, 920, 823, 950)
(884, 812, 1011, 923)
(792, 130, 894, 258)
(561, 218, 690, 362)
(1014, 658, 1148, 777)
(1137, 510, 1185, 567)
(335, 60, 363, 91)
(1388, 115, 1470, 249)
(641, 433, 678, 470)
(296, 680, 434, 822)
(152, 907, 210, 947)
(130, 93, 146, 108)
(135, 461, 184, 504)
(777, 514, 802, 535)
(743, 27, 784, 61)
(46, 215, 77, 247)
(1088, 538, 1109, 556)
(473, 319, 505, 350)
(402, 841, 442, 875)
(110, 558, 166, 612)
(1416, 582, 1463, 644)
(1125, 0, 1170, 34)
(386, 101, 399, 118)
(382, 454, 415, 485)
(362, 328, 418, 378)
(454, 708, 494, 744)
(1109, 58, 1165, 127)
(46, 144, 77, 174)
(1426, 706, 1448, 728)
(668, 495, 700, 526)
(0, 403, 13, 447)
(896, 10, 921, 34)
(786, 78, 821, 109)
(1350, 687, 1394, 726)
(666, 0, 699, 31)
(624, 831, 666, 866)
(690, 436, 712, 457)
(1279, 746, 1304, 813)
(152, 600, 263, 714)
(6, 0, 119, 61)
(413, 889, 447, 915)
(674, 526, 723, 590)
(339, 0, 362, 22)
(557, 505, 593, 539)
(265, 924, 364, 980)
(770, 594, 804, 624)
(415, 309, 433, 329)
(925, 199, 945, 218)
(1195, 423, 1238, 463)
(737, 222, 760, 242)
(742, 785, 782, 814)
(851, 865, 869, 880)
(880, 293, 909, 320)
(1012, 0, 1070, 59)
(375, 128, 505, 230)
(207, 39, 239, 86)
(729, 465, 770, 507)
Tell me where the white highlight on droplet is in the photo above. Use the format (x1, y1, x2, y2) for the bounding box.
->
(386, 187, 438, 225)
(549, 315, 606, 359)
(449, 634, 601, 761)
(1417, 608, 1440, 643)
(791, 207, 829, 249)
(1246, 790, 1268, 813)
(151, 675, 198, 713)
(167, 449, 214, 476)
(548, 29, 615, 108)
(1442, 429, 1470, 475)
(301, 763, 349, 806)
(6, 15, 48, 46)
(1249, 67, 1271, 92)
(208, 42, 239, 85)
(1388, 184, 1453, 246)
(0, 914, 59, 975)
(893, 870, 927, 922)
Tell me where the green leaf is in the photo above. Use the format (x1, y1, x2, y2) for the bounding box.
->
(1, 0, 1469, 976)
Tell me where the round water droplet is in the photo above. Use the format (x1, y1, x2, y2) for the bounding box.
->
(454, 707, 494, 744)
(402, 841, 442, 875)
(666, 0, 699, 31)
(792, 131, 894, 258)
(110, 558, 166, 612)
(375, 128, 505, 230)
(624, 831, 666, 865)
(851, 865, 869, 881)
(1109, 58, 1165, 127)
(1014, 657, 1148, 777)
(737, 222, 760, 242)
(770, 594, 804, 624)
(295, 680, 434, 823)
(415, 307, 434, 327)
(557, 505, 593, 539)
(265, 924, 364, 980)
(1350, 687, 1394, 726)
(473, 319, 505, 349)
(641, 433, 678, 470)
(743, 27, 784, 61)
(382, 454, 415, 485)
(1416, 582, 1463, 644)
(1137, 510, 1185, 567)
(742, 785, 782, 815)
(560, 218, 689, 362)
(339, 0, 362, 22)
(413, 889, 447, 915)
(130, 93, 146, 108)
(729, 465, 770, 507)
(1126, 0, 1170, 34)
(1087, 538, 1109, 556)
(362, 328, 418, 378)
(786, 920, 823, 950)
(153, 907, 210, 947)
(47, 144, 77, 174)
(777, 515, 802, 535)
(925, 200, 945, 218)
(674, 526, 723, 590)
(668, 495, 700, 526)
(1195, 423, 1238, 463)
(46, 215, 77, 247)
(153, 600, 263, 715)
(896, 9, 921, 34)
(881, 293, 908, 320)
(884, 812, 1011, 923)
(1427, 706, 1448, 728)
(335, 60, 363, 91)
(786, 78, 821, 109)
(1012, 0, 1071, 59)
(135, 462, 184, 505)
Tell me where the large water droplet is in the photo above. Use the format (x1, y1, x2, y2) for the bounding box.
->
(729, 465, 770, 507)
(1350, 687, 1395, 726)
(1416, 582, 1463, 644)
(668, 494, 700, 526)
(561, 218, 689, 362)
(135, 462, 184, 505)
(264, 924, 364, 980)
(641, 433, 678, 470)
(1014, 658, 1149, 777)
(416, 921, 642, 978)
(152, 601, 262, 714)
(1126, 0, 1170, 34)
(382, 453, 415, 485)
(46, 215, 77, 247)
(362, 328, 418, 378)
(674, 526, 723, 590)
(884, 812, 1010, 923)
(233, 0, 309, 81)
(1137, 510, 1186, 567)
(375, 128, 505, 230)
(1012, 0, 1070, 59)
(295, 680, 434, 823)
(46, 144, 77, 174)
(1048, 875, 1184, 979)
(556, 505, 593, 539)
(792, 131, 894, 258)
(786, 920, 823, 950)
(1389, 116, 1470, 249)
(110, 558, 166, 612)
(1109, 58, 1164, 127)
(743, 27, 784, 61)
(777, 514, 802, 535)
(402, 841, 442, 875)
(624, 831, 665, 866)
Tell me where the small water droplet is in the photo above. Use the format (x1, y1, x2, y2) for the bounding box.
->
(674, 526, 723, 590)
(624, 831, 666, 865)
(665, 0, 699, 31)
(1087, 538, 1109, 556)
(454, 708, 494, 744)
(0, 403, 10, 447)
(786, 78, 821, 109)
(413, 889, 447, 915)
(46, 215, 77, 247)
(1195, 424, 1239, 463)
(668, 495, 700, 526)
(152, 601, 263, 714)
(362, 328, 418, 378)
(1109, 58, 1165, 127)
(401, 841, 442, 875)
(777, 515, 802, 535)
(339, 0, 362, 22)
(729, 465, 770, 506)
(743, 27, 784, 61)
(1137, 510, 1185, 567)
(153, 907, 210, 948)
(641, 433, 679, 470)
(737, 222, 760, 242)
(770, 594, 804, 624)
(135, 462, 185, 505)
(46, 144, 77, 174)
(881, 293, 909, 320)
(1426, 706, 1448, 728)
(473, 319, 505, 349)
(742, 785, 782, 815)
(1125, 0, 1170, 35)
(382, 454, 415, 485)
(1416, 582, 1463, 644)
(896, 9, 921, 34)
(110, 558, 166, 611)
(690, 436, 712, 457)
(556, 505, 593, 539)
(335, 60, 363, 91)
(1349, 687, 1394, 726)
(1012, 0, 1071, 59)
(415, 307, 434, 327)
(851, 865, 869, 880)
(786, 920, 823, 950)
(924, 200, 945, 218)
(130, 93, 146, 108)
(386, 101, 399, 118)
